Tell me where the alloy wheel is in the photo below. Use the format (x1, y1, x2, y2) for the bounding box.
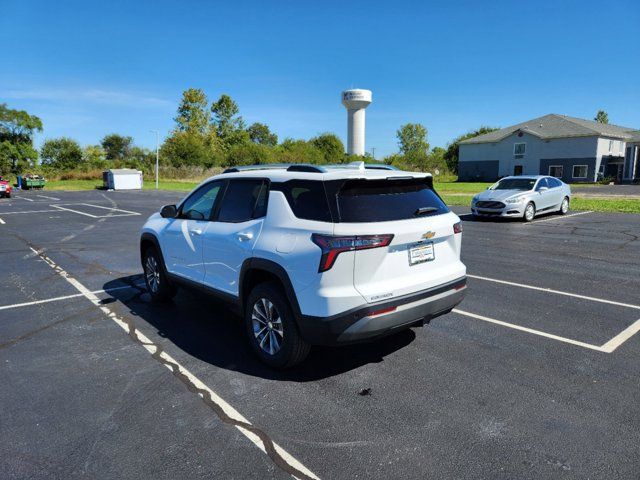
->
(525, 204, 535, 221)
(145, 255, 160, 293)
(252, 298, 284, 355)
(561, 198, 569, 214)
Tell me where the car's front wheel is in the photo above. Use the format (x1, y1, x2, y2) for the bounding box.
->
(523, 202, 536, 222)
(559, 196, 570, 215)
(244, 281, 310, 368)
(142, 246, 177, 302)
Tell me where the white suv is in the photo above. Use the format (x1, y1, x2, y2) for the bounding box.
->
(140, 163, 467, 368)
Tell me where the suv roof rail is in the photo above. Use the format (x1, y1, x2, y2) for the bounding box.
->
(222, 164, 290, 174)
(222, 164, 327, 174)
(364, 164, 398, 171)
(286, 164, 326, 173)
(222, 162, 397, 174)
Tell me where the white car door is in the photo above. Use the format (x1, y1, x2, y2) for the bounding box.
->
(534, 178, 553, 209)
(161, 181, 224, 283)
(546, 177, 564, 207)
(202, 179, 268, 296)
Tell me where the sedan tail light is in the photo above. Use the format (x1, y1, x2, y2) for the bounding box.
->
(453, 222, 462, 234)
(311, 233, 394, 272)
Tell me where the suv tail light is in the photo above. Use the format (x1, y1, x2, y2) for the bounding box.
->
(453, 222, 462, 234)
(311, 233, 394, 272)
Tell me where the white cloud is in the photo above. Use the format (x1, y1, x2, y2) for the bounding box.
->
(3, 87, 172, 108)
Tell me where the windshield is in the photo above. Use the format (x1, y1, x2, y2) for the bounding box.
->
(492, 178, 536, 191)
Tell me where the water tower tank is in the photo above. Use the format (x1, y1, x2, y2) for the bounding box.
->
(341, 89, 372, 156)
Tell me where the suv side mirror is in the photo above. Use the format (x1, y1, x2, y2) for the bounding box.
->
(160, 204, 177, 218)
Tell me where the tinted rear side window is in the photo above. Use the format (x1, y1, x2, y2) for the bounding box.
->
(276, 180, 332, 222)
(217, 179, 269, 223)
(337, 178, 448, 222)
(548, 177, 562, 188)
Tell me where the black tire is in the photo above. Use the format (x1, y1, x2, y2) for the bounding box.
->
(523, 202, 536, 222)
(244, 281, 310, 368)
(558, 196, 570, 215)
(142, 246, 177, 302)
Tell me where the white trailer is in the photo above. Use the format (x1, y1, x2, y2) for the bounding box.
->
(103, 169, 143, 190)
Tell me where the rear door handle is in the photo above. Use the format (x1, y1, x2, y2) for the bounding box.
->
(190, 228, 203, 236)
(237, 232, 254, 242)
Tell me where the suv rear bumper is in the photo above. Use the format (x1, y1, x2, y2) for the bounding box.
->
(297, 277, 466, 345)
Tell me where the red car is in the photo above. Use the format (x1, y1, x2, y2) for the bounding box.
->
(0, 176, 11, 198)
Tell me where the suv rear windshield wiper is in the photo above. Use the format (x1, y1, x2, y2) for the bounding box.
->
(414, 206, 439, 216)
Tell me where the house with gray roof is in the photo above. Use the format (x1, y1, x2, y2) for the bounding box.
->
(458, 114, 639, 183)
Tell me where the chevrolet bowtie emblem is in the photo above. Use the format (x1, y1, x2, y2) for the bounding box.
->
(422, 231, 435, 239)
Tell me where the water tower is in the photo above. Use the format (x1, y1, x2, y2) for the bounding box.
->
(341, 89, 372, 156)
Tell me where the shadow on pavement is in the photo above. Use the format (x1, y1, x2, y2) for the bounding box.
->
(103, 275, 416, 381)
(458, 213, 522, 223)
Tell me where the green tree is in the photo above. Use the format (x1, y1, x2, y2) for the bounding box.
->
(160, 130, 222, 168)
(427, 146, 447, 173)
(444, 126, 499, 174)
(594, 110, 609, 124)
(397, 123, 429, 156)
(101, 133, 133, 161)
(280, 139, 324, 164)
(83, 145, 106, 167)
(0, 103, 43, 144)
(40, 137, 84, 170)
(247, 122, 278, 146)
(128, 146, 156, 169)
(0, 104, 42, 174)
(175, 88, 211, 135)
(310, 133, 344, 163)
(211, 94, 248, 147)
(226, 142, 276, 167)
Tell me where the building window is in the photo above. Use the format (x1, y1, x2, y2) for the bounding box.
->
(514, 143, 526, 159)
(549, 165, 563, 178)
(572, 165, 588, 179)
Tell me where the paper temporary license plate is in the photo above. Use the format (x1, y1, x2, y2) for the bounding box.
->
(409, 242, 435, 265)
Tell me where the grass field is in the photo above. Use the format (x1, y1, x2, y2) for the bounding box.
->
(45, 179, 200, 191)
(36, 179, 640, 214)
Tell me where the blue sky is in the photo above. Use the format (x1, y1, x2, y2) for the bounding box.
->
(2, 0, 639, 157)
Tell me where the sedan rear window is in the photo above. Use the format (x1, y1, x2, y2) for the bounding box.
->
(336, 178, 448, 223)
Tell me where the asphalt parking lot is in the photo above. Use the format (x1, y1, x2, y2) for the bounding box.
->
(1, 189, 640, 479)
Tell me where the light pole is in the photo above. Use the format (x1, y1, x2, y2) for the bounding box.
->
(371, 147, 376, 160)
(150, 130, 159, 190)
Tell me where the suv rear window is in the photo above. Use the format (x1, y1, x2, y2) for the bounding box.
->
(275, 180, 333, 222)
(336, 177, 448, 222)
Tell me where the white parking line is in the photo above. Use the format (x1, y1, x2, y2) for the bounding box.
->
(29, 246, 319, 480)
(78, 203, 140, 215)
(468, 274, 640, 310)
(37, 194, 60, 201)
(0, 285, 141, 312)
(0, 217, 4, 224)
(51, 203, 140, 218)
(14, 196, 34, 201)
(452, 308, 606, 352)
(600, 319, 640, 353)
(0, 209, 60, 215)
(527, 210, 593, 224)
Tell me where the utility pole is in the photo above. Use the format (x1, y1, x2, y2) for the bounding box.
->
(150, 130, 159, 190)
(371, 147, 376, 160)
